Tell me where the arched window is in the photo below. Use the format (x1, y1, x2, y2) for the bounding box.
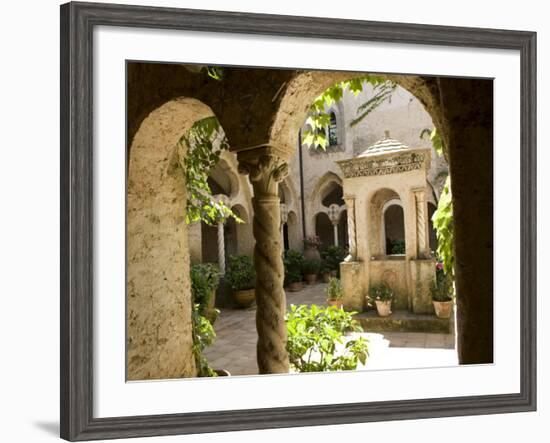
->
(383, 204, 405, 255)
(328, 112, 338, 146)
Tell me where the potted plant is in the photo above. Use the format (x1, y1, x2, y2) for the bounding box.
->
(303, 235, 322, 261)
(320, 260, 333, 283)
(431, 262, 454, 318)
(225, 255, 256, 308)
(325, 277, 343, 308)
(320, 245, 347, 279)
(369, 283, 394, 317)
(190, 263, 221, 324)
(302, 258, 321, 284)
(284, 249, 304, 292)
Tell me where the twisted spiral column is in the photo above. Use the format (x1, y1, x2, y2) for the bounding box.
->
(239, 153, 290, 374)
(414, 189, 428, 258)
(217, 221, 226, 275)
(343, 196, 357, 260)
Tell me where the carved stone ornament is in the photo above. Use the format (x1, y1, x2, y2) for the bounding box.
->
(338, 152, 426, 178)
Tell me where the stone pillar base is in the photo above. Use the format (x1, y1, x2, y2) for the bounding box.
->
(409, 258, 436, 314)
(340, 261, 364, 312)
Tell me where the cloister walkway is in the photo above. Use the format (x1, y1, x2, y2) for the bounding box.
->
(204, 282, 457, 376)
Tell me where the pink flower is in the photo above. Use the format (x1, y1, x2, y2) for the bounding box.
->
(436, 262, 444, 270)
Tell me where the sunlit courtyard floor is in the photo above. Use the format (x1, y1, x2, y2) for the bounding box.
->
(204, 282, 457, 376)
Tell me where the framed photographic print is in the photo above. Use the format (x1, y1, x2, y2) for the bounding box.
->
(60, 1, 537, 441)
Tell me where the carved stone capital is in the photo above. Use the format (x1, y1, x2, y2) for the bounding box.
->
(238, 152, 289, 197)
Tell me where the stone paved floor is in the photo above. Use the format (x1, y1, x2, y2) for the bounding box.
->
(204, 282, 457, 376)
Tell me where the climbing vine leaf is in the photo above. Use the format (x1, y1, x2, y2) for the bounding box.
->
(180, 116, 241, 225)
(302, 74, 396, 150)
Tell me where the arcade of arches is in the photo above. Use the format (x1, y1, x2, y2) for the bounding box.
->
(126, 63, 493, 380)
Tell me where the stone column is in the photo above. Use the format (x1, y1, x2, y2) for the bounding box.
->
(238, 152, 290, 374)
(343, 196, 357, 261)
(328, 204, 341, 248)
(217, 221, 226, 275)
(414, 188, 429, 258)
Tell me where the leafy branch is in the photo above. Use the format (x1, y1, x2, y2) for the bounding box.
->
(302, 75, 396, 150)
(180, 116, 240, 225)
(423, 127, 454, 275)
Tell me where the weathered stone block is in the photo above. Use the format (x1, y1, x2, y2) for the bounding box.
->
(340, 261, 364, 311)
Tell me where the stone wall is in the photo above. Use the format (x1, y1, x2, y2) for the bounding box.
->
(127, 98, 214, 380)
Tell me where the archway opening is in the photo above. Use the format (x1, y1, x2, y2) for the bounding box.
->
(315, 212, 333, 249)
(321, 182, 344, 207)
(384, 204, 405, 255)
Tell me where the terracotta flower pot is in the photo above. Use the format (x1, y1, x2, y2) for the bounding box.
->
(288, 281, 303, 292)
(214, 369, 231, 377)
(327, 299, 343, 309)
(375, 300, 392, 317)
(304, 274, 317, 285)
(233, 288, 255, 308)
(433, 300, 453, 319)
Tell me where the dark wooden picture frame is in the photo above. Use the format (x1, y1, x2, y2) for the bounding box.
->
(60, 1, 537, 441)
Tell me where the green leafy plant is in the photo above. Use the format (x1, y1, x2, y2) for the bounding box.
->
(389, 239, 406, 254)
(180, 117, 240, 225)
(302, 258, 321, 275)
(432, 176, 454, 275)
(284, 249, 305, 284)
(285, 304, 369, 373)
(302, 75, 396, 150)
(420, 127, 444, 157)
(325, 277, 343, 301)
(190, 263, 220, 313)
(225, 255, 256, 291)
(421, 127, 454, 276)
(431, 263, 454, 302)
(320, 245, 347, 274)
(368, 283, 394, 303)
(202, 66, 225, 80)
(191, 303, 217, 377)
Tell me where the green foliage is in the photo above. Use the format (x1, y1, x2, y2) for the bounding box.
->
(302, 258, 321, 275)
(325, 277, 343, 301)
(420, 127, 444, 157)
(202, 66, 225, 80)
(191, 303, 217, 377)
(225, 255, 256, 291)
(389, 239, 406, 254)
(368, 283, 394, 303)
(285, 304, 369, 373)
(421, 127, 454, 276)
(283, 249, 305, 284)
(320, 246, 347, 274)
(180, 117, 240, 225)
(349, 81, 396, 127)
(432, 176, 454, 275)
(431, 265, 454, 302)
(190, 263, 221, 314)
(302, 75, 396, 150)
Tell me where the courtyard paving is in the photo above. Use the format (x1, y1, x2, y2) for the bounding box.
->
(204, 282, 457, 376)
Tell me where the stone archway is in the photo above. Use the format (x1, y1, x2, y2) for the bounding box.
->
(127, 97, 216, 380)
(270, 71, 493, 364)
(127, 65, 493, 369)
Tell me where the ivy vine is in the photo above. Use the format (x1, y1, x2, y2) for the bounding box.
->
(302, 75, 396, 150)
(179, 116, 240, 225)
